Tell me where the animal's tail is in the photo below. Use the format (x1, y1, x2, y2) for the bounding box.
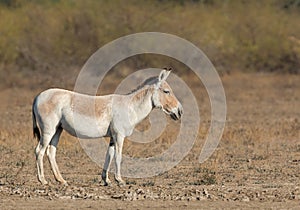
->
(32, 97, 41, 142)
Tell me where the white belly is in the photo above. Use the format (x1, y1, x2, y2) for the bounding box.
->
(61, 112, 110, 139)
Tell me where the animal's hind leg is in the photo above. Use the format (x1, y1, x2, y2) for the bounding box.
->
(46, 126, 67, 185)
(35, 142, 42, 182)
(102, 137, 115, 186)
(36, 129, 55, 185)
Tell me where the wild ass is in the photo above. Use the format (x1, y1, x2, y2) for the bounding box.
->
(32, 69, 183, 186)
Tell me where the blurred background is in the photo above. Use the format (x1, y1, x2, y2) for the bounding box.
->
(0, 0, 299, 90)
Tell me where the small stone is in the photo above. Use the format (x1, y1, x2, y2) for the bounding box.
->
(242, 196, 250, 202)
(136, 188, 144, 194)
(60, 195, 71, 199)
(111, 194, 123, 199)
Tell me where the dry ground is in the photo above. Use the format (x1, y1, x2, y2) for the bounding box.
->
(0, 72, 299, 209)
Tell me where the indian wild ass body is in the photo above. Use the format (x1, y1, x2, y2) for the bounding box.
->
(32, 70, 183, 185)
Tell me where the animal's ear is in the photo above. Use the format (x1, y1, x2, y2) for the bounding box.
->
(158, 69, 171, 83)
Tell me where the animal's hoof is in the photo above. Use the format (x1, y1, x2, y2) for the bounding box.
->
(40, 180, 48, 185)
(60, 181, 68, 186)
(55, 177, 67, 186)
(115, 178, 126, 187)
(118, 181, 126, 187)
(38, 175, 48, 185)
(102, 179, 112, 186)
(104, 182, 112, 187)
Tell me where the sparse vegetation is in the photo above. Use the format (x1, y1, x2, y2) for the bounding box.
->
(190, 174, 217, 185)
(191, 167, 217, 185)
(0, 0, 299, 76)
(141, 180, 155, 187)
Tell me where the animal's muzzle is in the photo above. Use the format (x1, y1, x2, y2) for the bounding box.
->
(170, 105, 183, 121)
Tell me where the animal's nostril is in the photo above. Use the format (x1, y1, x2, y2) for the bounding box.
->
(178, 108, 183, 116)
(178, 108, 183, 117)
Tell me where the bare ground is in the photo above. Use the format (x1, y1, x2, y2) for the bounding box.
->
(0, 72, 299, 209)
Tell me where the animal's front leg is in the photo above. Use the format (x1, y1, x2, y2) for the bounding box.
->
(102, 137, 115, 186)
(114, 134, 125, 186)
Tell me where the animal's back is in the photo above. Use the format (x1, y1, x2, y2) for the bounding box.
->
(33, 88, 114, 138)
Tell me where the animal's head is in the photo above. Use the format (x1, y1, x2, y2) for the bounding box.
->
(152, 68, 183, 120)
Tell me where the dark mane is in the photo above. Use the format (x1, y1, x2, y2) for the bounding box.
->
(127, 76, 158, 95)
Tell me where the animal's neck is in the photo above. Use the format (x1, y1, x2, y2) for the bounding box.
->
(130, 86, 154, 125)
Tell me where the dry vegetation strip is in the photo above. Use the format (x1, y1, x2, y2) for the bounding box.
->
(0, 0, 299, 76)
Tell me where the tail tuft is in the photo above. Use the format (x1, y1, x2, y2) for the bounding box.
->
(33, 127, 41, 141)
(32, 97, 41, 142)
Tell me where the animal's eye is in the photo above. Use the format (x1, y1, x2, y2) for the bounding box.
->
(163, 89, 170, 94)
